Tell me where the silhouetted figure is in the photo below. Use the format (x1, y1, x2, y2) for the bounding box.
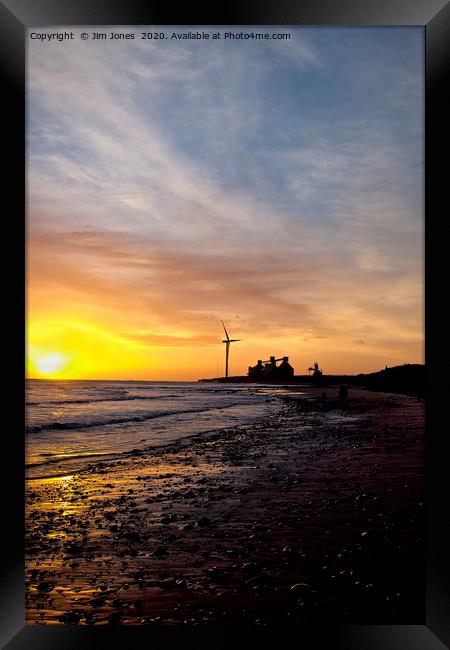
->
(308, 362, 323, 385)
(339, 384, 348, 407)
(322, 392, 327, 410)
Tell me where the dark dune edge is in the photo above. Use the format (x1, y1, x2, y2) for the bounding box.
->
(25, 386, 424, 626)
(202, 364, 425, 398)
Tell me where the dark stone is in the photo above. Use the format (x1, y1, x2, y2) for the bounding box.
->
(122, 531, 141, 542)
(207, 568, 229, 584)
(157, 577, 188, 590)
(65, 543, 83, 554)
(58, 612, 81, 624)
(197, 517, 212, 527)
(111, 598, 123, 607)
(153, 546, 168, 557)
(241, 562, 262, 575)
(289, 583, 311, 594)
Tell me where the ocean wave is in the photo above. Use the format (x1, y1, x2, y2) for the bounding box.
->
(26, 393, 182, 407)
(25, 402, 245, 434)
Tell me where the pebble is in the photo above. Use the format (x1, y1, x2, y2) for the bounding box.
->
(58, 611, 81, 624)
(65, 543, 83, 554)
(157, 577, 188, 590)
(197, 517, 212, 527)
(290, 583, 310, 593)
(152, 546, 168, 557)
(122, 531, 141, 542)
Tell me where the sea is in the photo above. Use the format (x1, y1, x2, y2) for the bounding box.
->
(26, 380, 299, 479)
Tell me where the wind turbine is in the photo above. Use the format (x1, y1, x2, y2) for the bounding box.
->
(221, 320, 240, 381)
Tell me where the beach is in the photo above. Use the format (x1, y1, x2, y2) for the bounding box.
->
(25, 385, 424, 626)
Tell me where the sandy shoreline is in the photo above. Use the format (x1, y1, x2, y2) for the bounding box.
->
(25, 386, 424, 626)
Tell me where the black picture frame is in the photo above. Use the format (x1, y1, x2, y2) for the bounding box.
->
(2, 1, 449, 648)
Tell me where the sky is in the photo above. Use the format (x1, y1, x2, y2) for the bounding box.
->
(27, 27, 424, 380)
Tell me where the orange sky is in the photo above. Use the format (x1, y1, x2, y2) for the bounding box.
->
(26, 225, 423, 380)
(27, 28, 424, 380)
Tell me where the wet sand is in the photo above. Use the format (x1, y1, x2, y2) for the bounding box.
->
(25, 386, 424, 626)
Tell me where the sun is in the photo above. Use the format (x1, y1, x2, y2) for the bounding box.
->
(34, 353, 68, 377)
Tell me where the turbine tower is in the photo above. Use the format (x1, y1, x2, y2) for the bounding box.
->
(221, 320, 240, 381)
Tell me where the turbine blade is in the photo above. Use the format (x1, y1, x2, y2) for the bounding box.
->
(221, 320, 230, 341)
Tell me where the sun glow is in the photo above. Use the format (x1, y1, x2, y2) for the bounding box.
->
(26, 310, 421, 380)
(27, 316, 139, 379)
(34, 353, 68, 377)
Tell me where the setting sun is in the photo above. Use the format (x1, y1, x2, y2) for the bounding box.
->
(33, 352, 68, 377)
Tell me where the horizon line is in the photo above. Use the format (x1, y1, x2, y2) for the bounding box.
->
(26, 362, 425, 382)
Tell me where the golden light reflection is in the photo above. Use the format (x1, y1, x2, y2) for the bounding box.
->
(43, 474, 83, 517)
